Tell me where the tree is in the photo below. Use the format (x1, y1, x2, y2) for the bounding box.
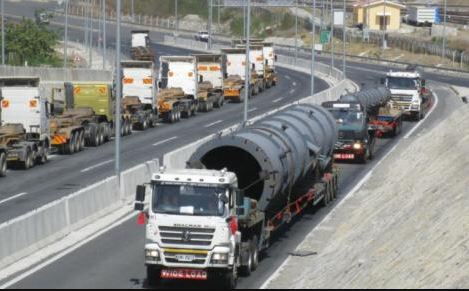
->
(5, 19, 60, 66)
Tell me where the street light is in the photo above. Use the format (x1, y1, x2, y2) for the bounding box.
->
(442, 0, 447, 61)
(2, 0, 5, 65)
(244, 0, 251, 123)
(64, 0, 69, 69)
(311, 0, 316, 97)
(342, 0, 346, 78)
(102, 0, 107, 70)
(115, 0, 122, 193)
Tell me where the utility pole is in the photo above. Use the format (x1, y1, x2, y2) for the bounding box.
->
(442, 0, 447, 61)
(115, 0, 122, 192)
(330, 0, 335, 73)
(382, 0, 387, 49)
(295, 0, 298, 64)
(175, 0, 179, 36)
(131, 0, 135, 23)
(64, 0, 69, 68)
(244, 0, 251, 123)
(342, 0, 346, 78)
(89, 0, 93, 69)
(208, 0, 213, 50)
(311, 0, 317, 97)
(102, 0, 107, 70)
(1, 0, 5, 65)
(243, 3, 246, 39)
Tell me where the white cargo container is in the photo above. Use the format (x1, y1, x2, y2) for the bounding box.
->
(122, 61, 156, 106)
(407, 6, 436, 26)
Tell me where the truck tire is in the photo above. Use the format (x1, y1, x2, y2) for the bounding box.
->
(222, 267, 238, 289)
(251, 237, 259, 271)
(78, 131, 85, 151)
(88, 124, 100, 147)
(0, 152, 7, 177)
(322, 182, 331, 207)
(64, 133, 76, 154)
(240, 246, 253, 276)
(22, 149, 34, 170)
(239, 89, 245, 103)
(146, 266, 161, 287)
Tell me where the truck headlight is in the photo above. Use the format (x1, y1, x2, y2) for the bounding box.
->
(353, 143, 362, 150)
(211, 253, 229, 264)
(145, 249, 160, 260)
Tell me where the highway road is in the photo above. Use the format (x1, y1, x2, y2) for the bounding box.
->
(0, 2, 328, 223)
(1, 1, 469, 289)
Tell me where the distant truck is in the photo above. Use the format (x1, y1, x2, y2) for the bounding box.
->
(130, 30, 155, 61)
(0, 77, 50, 170)
(194, 54, 226, 111)
(221, 48, 259, 103)
(407, 6, 437, 27)
(323, 88, 398, 163)
(157, 56, 199, 123)
(383, 69, 427, 121)
(122, 61, 158, 130)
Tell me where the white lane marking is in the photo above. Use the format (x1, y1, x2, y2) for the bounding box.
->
(285, 75, 291, 80)
(204, 120, 223, 128)
(0, 210, 138, 289)
(292, 82, 297, 87)
(248, 107, 258, 113)
(152, 136, 178, 146)
(260, 86, 441, 289)
(404, 89, 439, 139)
(80, 160, 114, 173)
(0, 193, 29, 206)
(273, 98, 284, 103)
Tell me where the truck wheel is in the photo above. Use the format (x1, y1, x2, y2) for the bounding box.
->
(146, 266, 161, 287)
(22, 149, 34, 170)
(0, 152, 7, 177)
(126, 119, 132, 136)
(78, 131, 85, 151)
(222, 267, 238, 289)
(239, 89, 245, 103)
(322, 182, 331, 207)
(88, 124, 99, 147)
(65, 134, 75, 154)
(251, 237, 259, 271)
(240, 246, 253, 276)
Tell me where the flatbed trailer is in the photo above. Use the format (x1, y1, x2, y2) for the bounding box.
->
(369, 106, 403, 137)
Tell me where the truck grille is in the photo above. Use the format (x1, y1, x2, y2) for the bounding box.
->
(392, 95, 413, 102)
(159, 226, 215, 247)
(163, 251, 208, 265)
(338, 130, 355, 140)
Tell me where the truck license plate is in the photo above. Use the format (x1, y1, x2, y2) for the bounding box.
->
(175, 255, 196, 262)
(334, 154, 355, 160)
(161, 269, 208, 280)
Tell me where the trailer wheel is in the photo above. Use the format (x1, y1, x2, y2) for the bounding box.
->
(251, 236, 259, 271)
(78, 131, 85, 151)
(322, 182, 330, 207)
(146, 266, 161, 287)
(0, 152, 7, 177)
(88, 124, 99, 147)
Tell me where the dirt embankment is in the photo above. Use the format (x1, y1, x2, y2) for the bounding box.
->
(267, 98, 469, 289)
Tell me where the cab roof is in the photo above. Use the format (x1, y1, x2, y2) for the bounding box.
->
(152, 168, 237, 185)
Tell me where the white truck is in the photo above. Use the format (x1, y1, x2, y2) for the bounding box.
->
(122, 60, 158, 129)
(221, 48, 260, 102)
(194, 54, 226, 111)
(134, 104, 339, 289)
(407, 6, 437, 27)
(130, 30, 154, 61)
(384, 70, 427, 121)
(157, 56, 199, 123)
(0, 77, 50, 170)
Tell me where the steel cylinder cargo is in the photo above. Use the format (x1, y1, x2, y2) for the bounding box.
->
(188, 104, 337, 216)
(340, 87, 391, 112)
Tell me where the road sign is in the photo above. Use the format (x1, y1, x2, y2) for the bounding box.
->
(320, 30, 331, 44)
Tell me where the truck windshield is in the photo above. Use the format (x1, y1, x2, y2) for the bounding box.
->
(330, 110, 364, 127)
(387, 77, 417, 90)
(152, 184, 226, 217)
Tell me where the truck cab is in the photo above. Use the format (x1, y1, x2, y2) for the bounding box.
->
(0, 77, 50, 168)
(384, 70, 426, 121)
(322, 101, 375, 163)
(135, 168, 244, 288)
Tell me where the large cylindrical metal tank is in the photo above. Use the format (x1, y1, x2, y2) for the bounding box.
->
(188, 104, 337, 216)
(340, 87, 391, 112)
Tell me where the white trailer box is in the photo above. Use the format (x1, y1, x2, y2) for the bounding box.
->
(408, 6, 436, 26)
(122, 61, 155, 106)
(236, 45, 265, 77)
(222, 49, 247, 81)
(262, 43, 276, 69)
(0, 78, 48, 138)
(194, 54, 225, 89)
(131, 30, 150, 48)
(159, 56, 198, 98)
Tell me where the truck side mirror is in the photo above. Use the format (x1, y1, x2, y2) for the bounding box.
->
(274, 55, 278, 62)
(224, 73, 228, 79)
(252, 64, 255, 70)
(380, 78, 386, 85)
(199, 75, 203, 83)
(136, 185, 146, 202)
(158, 81, 162, 89)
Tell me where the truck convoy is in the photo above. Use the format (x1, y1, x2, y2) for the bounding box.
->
(134, 104, 339, 288)
(0, 78, 50, 172)
(323, 87, 401, 163)
(157, 56, 199, 123)
(130, 30, 155, 61)
(194, 54, 226, 112)
(122, 61, 158, 130)
(384, 69, 427, 121)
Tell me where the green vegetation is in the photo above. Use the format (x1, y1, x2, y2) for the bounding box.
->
(5, 19, 61, 66)
(119, 0, 209, 19)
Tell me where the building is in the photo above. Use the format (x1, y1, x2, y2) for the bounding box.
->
(354, 0, 405, 31)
